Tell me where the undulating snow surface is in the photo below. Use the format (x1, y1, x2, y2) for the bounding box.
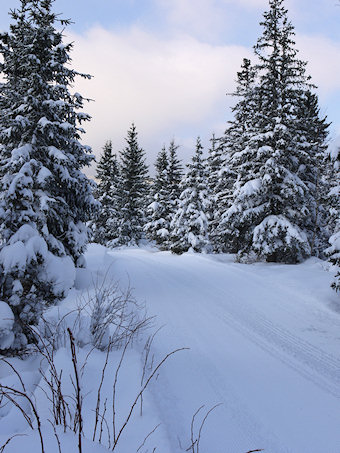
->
(1, 244, 340, 453)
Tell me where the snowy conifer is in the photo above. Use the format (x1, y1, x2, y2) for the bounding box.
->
(91, 141, 120, 246)
(208, 132, 239, 253)
(207, 135, 221, 198)
(0, 0, 97, 350)
(167, 139, 183, 209)
(206, 134, 231, 252)
(326, 147, 340, 292)
(170, 138, 210, 254)
(221, 0, 328, 263)
(295, 90, 330, 257)
(117, 124, 149, 245)
(217, 58, 260, 254)
(144, 146, 171, 247)
(145, 140, 183, 249)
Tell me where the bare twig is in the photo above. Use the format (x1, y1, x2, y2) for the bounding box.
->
(0, 434, 27, 453)
(0, 385, 45, 453)
(68, 329, 82, 453)
(186, 403, 222, 453)
(48, 420, 62, 453)
(189, 406, 204, 453)
(197, 404, 222, 453)
(140, 327, 163, 416)
(31, 327, 70, 431)
(98, 399, 111, 447)
(0, 359, 26, 392)
(0, 387, 33, 428)
(112, 347, 189, 451)
(136, 424, 161, 453)
(93, 338, 112, 442)
(112, 333, 132, 444)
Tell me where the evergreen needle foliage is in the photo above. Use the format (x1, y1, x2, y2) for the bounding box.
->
(117, 124, 149, 246)
(0, 0, 97, 351)
(327, 147, 340, 292)
(219, 0, 329, 264)
(145, 146, 171, 247)
(91, 141, 120, 246)
(145, 140, 183, 248)
(170, 138, 211, 254)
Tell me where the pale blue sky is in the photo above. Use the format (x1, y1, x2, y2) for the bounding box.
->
(1, 0, 340, 172)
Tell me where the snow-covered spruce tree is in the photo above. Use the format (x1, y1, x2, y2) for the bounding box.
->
(167, 139, 183, 204)
(164, 140, 183, 248)
(145, 140, 183, 249)
(144, 146, 171, 247)
(117, 124, 149, 246)
(206, 134, 228, 252)
(326, 146, 340, 292)
(91, 141, 120, 246)
(222, 0, 328, 263)
(207, 132, 237, 253)
(206, 135, 220, 227)
(295, 90, 330, 257)
(170, 138, 210, 254)
(0, 0, 97, 351)
(217, 58, 260, 254)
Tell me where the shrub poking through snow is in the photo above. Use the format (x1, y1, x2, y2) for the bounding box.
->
(0, 324, 187, 453)
(38, 278, 149, 352)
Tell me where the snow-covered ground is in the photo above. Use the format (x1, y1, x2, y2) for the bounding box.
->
(1, 244, 340, 453)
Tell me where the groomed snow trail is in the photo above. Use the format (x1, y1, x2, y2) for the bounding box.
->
(87, 246, 340, 453)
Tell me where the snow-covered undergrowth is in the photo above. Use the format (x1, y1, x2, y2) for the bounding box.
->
(1, 244, 340, 453)
(0, 244, 175, 453)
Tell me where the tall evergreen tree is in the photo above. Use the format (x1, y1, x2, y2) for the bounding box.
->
(217, 58, 260, 254)
(145, 140, 183, 249)
(221, 0, 328, 263)
(170, 138, 210, 254)
(167, 139, 183, 208)
(0, 0, 97, 350)
(91, 141, 120, 246)
(117, 124, 149, 245)
(327, 147, 340, 292)
(295, 90, 330, 257)
(206, 133, 234, 252)
(144, 146, 171, 247)
(165, 140, 183, 248)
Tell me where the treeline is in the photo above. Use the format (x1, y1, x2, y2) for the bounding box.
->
(91, 0, 340, 292)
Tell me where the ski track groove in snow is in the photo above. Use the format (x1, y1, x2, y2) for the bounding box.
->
(218, 307, 340, 398)
(129, 252, 340, 396)
(105, 249, 340, 452)
(111, 250, 340, 397)
(207, 283, 340, 398)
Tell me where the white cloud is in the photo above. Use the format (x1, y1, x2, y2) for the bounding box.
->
(68, 25, 340, 176)
(69, 26, 250, 174)
(296, 34, 340, 95)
